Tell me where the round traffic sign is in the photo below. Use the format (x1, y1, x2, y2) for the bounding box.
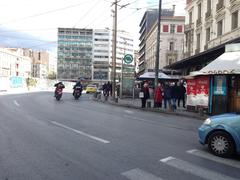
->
(124, 54, 133, 64)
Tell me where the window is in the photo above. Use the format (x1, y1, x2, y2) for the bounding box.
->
(196, 33, 201, 50)
(232, 11, 238, 30)
(170, 24, 175, 33)
(189, 11, 193, 23)
(206, 28, 210, 42)
(163, 25, 169, 32)
(169, 42, 174, 51)
(217, 20, 223, 36)
(207, 0, 211, 12)
(177, 25, 183, 33)
(198, 3, 202, 19)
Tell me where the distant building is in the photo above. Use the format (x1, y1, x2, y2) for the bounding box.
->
(0, 48, 31, 78)
(32, 51, 49, 79)
(145, 15, 185, 70)
(92, 29, 110, 84)
(138, 8, 175, 75)
(57, 28, 93, 80)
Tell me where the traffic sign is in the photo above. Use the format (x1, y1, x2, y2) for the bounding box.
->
(124, 54, 133, 64)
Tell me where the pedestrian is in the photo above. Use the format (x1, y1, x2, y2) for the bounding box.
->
(163, 82, 172, 109)
(178, 82, 186, 108)
(171, 82, 179, 110)
(154, 82, 163, 108)
(140, 81, 150, 108)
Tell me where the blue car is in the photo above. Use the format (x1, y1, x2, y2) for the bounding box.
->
(199, 113, 240, 157)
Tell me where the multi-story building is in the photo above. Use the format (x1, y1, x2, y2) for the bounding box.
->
(167, 0, 240, 74)
(138, 8, 176, 75)
(145, 15, 185, 70)
(111, 30, 134, 82)
(0, 48, 31, 78)
(92, 29, 110, 84)
(57, 28, 93, 80)
(32, 51, 49, 79)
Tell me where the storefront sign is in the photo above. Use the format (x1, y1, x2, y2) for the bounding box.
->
(206, 70, 234, 74)
(187, 79, 197, 106)
(196, 76, 209, 106)
(213, 75, 227, 95)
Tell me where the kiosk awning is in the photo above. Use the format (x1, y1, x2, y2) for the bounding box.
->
(199, 51, 240, 75)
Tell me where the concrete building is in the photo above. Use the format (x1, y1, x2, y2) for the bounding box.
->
(32, 51, 49, 79)
(0, 48, 31, 78)
(111, 30, 134, 82)
(145, 15, 185, 70)
(92, 29, 110, 84)
(57, 28, 93, 80)
(167, 0, 240, 75)
(138, 8, 175, 75)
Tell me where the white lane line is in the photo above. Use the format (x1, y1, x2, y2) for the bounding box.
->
(14, 100, 20, 107)
(124, 110, 134, 114)
(187, 149, 240, 169)
(122, 168, 163, 180)
(160, 156, 239, 180)
(51, 121, 110, 144)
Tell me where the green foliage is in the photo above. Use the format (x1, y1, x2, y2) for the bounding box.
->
(26, 78, 37, 87)
(47, 72, 57, 80)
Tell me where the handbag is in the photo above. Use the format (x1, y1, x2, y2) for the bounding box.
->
(139, 92, 144, 98)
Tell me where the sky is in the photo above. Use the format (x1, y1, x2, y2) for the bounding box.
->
(0, 0, 185, 51)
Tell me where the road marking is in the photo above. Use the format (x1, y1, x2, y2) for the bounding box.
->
(14, 100, 20, 107)
(51, 121, 110, 144)
(187, 149, 240, 169)
(160, 156, 239, 180)
(122, 168, 163, 180)
(124, 110, 134, 114)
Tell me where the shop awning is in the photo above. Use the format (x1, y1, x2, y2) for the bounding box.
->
(199, 51, 240, 75)
(138, 72, 171, 80)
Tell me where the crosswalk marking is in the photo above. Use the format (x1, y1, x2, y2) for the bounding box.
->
(121, 168, 163, 180)
(187, 149, 240, 169)
(160, 156, 239, 180)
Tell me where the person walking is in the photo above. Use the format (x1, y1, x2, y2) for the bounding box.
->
(163, 82, 172, 109)
(171, 82, 179, 110)
(178, 82, 186, 108)
(154, 82, 163, 108)
(140, 82, 150, 108)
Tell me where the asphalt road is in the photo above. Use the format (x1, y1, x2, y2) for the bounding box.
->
(0, 92, 239, 180)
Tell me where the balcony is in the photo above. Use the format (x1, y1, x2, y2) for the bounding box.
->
(216, 2, 224, 12)
(184, 23, 194, 32)
(205, 11, 211, 19)
(196, 18, 202, 26)
(195, 48, 200, 54)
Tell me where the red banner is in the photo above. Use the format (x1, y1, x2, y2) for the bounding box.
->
(187, 79, 197, 95)
(196, 76, 209, 96)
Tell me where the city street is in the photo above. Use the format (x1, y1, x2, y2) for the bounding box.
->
(0, 92, 239, 180)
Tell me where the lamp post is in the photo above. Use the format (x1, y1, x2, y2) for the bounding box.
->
(155, 0, 162, 88)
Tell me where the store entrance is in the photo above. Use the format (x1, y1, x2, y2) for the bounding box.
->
(228, 76, 240, 113)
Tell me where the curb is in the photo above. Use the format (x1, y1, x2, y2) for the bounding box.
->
(92, 97, 207, 120)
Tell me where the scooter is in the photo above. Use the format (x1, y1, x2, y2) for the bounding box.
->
(55, 88, 63, 101)
(73, 86, 82, 100)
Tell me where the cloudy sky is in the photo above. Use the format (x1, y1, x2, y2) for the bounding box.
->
(0, 0, 185, 51)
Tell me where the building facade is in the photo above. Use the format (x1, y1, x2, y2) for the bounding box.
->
(57, 28, 93, 80)
(138, 8, 175, 75)
(92, 29, 110, 84)
(185, 0, 240, 57)
(0, 48, 31, 78)
(145, 16, 185, 70)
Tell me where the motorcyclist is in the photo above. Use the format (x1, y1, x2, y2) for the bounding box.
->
(73, 80, 83, 96)
(54, 82, 65, 97)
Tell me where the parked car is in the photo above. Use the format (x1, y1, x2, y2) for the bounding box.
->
(86, 84, 97, 94)
(198, 113, 240, 157)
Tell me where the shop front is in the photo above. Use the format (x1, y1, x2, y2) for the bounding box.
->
(186, 44, 240, 115)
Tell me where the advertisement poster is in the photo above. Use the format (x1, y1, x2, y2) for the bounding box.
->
(122, 65, 135, 97)
(186, 79, 197, 106)
(196, 76, 209, 107)
(213, 75, 227, 95)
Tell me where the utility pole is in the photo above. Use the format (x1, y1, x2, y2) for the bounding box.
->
(155, 0, 162, 88)
(112, 0, 117, 100)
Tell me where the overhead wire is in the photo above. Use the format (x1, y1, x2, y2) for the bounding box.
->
(0, 1, 90, 26)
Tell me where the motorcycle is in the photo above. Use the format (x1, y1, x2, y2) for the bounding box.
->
(73, 86, 82, 100)
(55, 88, 63, 101)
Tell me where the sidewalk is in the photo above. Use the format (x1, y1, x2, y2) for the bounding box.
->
(92, 95, 208, 120)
